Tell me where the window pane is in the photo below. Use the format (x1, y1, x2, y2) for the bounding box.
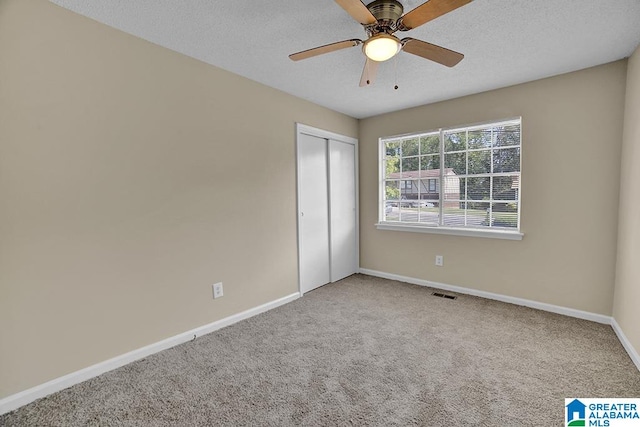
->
(467, 177, 490, 200)
(490, 203, 518, 228)
(384, 157, 400, 178)
(400, 180, 416, 199)
(468, 149, 491, 174)
(444, 131, 466, 152)
(420, 134, 440, 154)
(417, 179, 426, 194)
(443, 202, 466, 227)
(402, 137, 419, 157)
(385, 180, 399, 201)
(420, 154, 440, 171)
(442, 175, 461, 201)
(402, 157, 419, 173)
(419, 179, 440, 202)
(445, 152, 466, 175)
(418, 204, 439, 225)
(493, 147, 520, 172)
(456, 177, 466, 199)
(511, 176, 520, 199)
(468, 129, 492, 149)
(399, 204, 419, 223)
(492, 175, 519, 200)
(385, 141, 401, 157)
(384, 200, 399, 221)
(494, 124, 520, 147)
(467, 203, 488, 226)
(469, 201, 489, 213)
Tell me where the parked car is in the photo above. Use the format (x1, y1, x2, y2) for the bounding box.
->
(400, 200, 435, 208)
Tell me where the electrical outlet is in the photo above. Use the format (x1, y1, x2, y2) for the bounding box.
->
(435, 255, 444, 267)
(212, 282, 223, 299)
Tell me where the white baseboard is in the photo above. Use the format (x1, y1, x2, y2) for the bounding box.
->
(359, 268, 640, 372)
(0, 292, 300, 416)
(359, 268, 612, 324)
(3, 273, 638, 416)
(611, 317, 640, 371)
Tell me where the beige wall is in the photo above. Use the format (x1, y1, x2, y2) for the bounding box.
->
(613, 45, 640, 357)
(0, 0, 357, 398)
(0, 0, 635, 403)
(359, 61, 627, 315)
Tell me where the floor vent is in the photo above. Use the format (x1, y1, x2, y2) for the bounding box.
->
(432, 292, 457, 300)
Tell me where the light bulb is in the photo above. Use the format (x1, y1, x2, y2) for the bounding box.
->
(364, 34, 401, 62)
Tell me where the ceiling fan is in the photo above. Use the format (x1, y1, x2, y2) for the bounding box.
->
(289, 0, 473, 87)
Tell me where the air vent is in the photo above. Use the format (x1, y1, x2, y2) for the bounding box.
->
(432, 292, 457, 300)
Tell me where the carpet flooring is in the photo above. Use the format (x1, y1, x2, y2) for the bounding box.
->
(2, 274, 639, 426)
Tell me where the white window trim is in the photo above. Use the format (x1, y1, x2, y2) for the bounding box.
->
(378, 117, 523, 241)
(375, 222, 523, 240)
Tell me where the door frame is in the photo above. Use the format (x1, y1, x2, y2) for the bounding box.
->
(295, 123, 359, 296)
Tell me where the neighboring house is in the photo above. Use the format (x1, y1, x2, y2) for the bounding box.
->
(387, 168, 460, 207)
(511, 175, 520, 201)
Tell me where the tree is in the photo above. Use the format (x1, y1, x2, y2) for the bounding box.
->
(442, 126, 520, 207)
(385, 156, 400, 200)
(382, 123, 520, 212)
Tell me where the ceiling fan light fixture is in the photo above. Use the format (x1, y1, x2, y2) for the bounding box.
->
(363, 34, 400, 62)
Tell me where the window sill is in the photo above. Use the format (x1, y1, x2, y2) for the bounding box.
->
(375, 222, 524, 240)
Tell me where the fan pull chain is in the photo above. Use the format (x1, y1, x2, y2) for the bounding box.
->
(394, 54, 399, 90)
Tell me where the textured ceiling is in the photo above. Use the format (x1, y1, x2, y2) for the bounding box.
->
(50, 0, 640, 119)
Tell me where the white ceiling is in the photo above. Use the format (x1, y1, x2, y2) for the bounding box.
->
(50, 0, 640, 119)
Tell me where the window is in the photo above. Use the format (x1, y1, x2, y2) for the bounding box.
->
(379, 118, 522, 239)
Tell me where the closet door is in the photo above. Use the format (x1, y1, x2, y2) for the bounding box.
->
(329, 140, 357, 282)
(297, 133, 331, 294)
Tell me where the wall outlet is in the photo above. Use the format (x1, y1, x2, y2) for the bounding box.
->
(212, 282, 223, 299)
(435, 255, 444, 267)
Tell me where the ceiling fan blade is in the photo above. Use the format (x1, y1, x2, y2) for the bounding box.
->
(289, 39, 363, 61)
(359, 58, 380, 87)
(398, 0, 473, 31)
(334, 0, 377, 25)
(401, 38, 464, 67)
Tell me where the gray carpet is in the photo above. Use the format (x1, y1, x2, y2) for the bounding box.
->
(2, 274, 639, 426)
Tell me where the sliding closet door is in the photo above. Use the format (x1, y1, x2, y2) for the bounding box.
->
(329, 140, 357, 282)
(297, 133, 331, 294)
